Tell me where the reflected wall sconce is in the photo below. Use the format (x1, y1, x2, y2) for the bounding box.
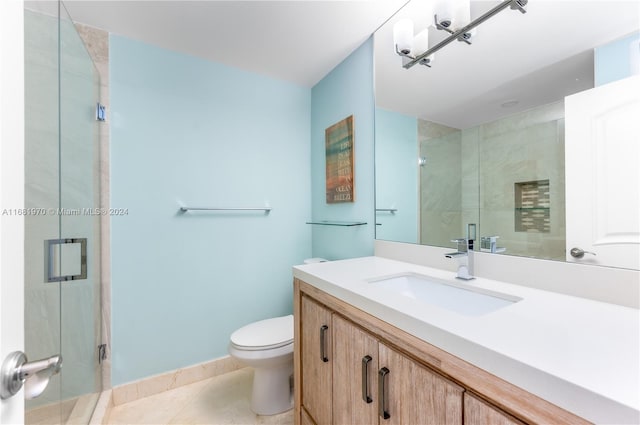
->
(393, 0, 528, 69)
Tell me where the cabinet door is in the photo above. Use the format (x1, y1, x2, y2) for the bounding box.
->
(301, 295, 333, 425)
(378, 344, 463, 425)
(464, 393, 525, 425)
(333, 315, 379, 425)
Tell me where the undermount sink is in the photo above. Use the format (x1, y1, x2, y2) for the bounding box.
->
(367, 273, 522, 316)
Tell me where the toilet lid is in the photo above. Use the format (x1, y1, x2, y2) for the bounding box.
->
(230, 315, 293, 350)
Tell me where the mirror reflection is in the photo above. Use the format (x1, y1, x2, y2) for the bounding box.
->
(374, 0, 640, 268)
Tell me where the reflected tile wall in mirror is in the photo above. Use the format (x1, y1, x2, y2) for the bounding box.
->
(478, 101, 566, 260)
(419, 120, 464, 247)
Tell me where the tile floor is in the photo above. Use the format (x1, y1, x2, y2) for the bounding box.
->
(26, 393, 99, 425)
(106, 368, 294, 425)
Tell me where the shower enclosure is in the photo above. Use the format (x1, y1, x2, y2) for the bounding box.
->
(24, 1, 103, 422)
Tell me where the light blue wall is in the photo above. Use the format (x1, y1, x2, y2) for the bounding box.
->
(310, 38, 376, 260)
(110, 35, 311, 385)
(374, 108, 418, 244)
(595, 32, 640, 86)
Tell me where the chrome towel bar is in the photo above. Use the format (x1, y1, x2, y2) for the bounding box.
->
(179, 206, 272, 213)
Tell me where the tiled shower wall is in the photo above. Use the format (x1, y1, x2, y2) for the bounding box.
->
(74, 22, 111, 390)
(477, 101, 565, 260)
(418, 119, 463, 248)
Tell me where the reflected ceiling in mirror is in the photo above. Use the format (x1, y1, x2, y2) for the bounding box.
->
(375, 1, 639, 128)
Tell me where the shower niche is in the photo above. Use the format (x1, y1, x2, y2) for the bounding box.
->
(514, 179, 551, 233)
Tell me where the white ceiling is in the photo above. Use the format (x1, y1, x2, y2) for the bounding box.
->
(62, 0, 409, 87)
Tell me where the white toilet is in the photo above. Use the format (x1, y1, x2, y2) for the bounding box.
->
(228, 315, 294, 415)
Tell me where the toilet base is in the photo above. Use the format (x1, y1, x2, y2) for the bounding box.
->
(250, 362, 293, 415)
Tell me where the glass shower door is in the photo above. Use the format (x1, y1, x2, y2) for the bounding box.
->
(24, 3, 63, 422)
(24, 1, 103, 423)
(58, 1, 103, 421)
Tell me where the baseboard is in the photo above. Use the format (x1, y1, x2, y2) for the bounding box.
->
(111, 355, 242, 406)
(25, 398, 77, 424)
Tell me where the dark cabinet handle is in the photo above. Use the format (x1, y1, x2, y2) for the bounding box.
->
(362, 355, 373, 403)
(320, 325, 329, 362)
(378, 367, 390, 420)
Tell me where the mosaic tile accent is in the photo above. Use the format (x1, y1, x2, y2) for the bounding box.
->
(515, 179, 550, 233)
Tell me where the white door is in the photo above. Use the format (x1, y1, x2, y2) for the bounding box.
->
(565, 76, 640, 270)
(0, 0, 26, 423)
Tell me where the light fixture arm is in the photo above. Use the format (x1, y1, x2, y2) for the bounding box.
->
(395, 44, 432, 67)
(434, 14, 472, 46)
(403, 0, 528, 69)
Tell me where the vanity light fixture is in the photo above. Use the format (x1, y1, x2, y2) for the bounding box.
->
(393, 0, 528, 69)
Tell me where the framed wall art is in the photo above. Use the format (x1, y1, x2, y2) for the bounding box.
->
(325, 115, 354, 204)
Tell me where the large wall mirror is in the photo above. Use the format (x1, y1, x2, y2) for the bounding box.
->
(374, 0, 640, 270)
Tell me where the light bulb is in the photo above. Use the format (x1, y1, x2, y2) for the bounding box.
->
(434, 0, 455, 29)
(393, 19, 414, 55)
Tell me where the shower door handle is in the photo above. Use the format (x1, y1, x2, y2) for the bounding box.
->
(45, 238, 87, 282)
(1, 351, 62, 400)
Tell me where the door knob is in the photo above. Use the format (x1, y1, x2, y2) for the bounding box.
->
(570, 247, 596, 259)
(1, 351, 62, 400)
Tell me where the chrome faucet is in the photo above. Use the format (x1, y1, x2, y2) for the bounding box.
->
(445, 224, 476, 280)
(480, 236, 506, 253)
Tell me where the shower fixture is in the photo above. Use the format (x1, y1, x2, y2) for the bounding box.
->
(393, 0, 528, 69)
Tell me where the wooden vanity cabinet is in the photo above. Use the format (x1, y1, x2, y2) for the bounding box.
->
(299, 294, 463, 425)
(294, 279, 590, 425)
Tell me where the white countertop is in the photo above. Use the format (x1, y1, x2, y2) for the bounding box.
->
(293, 256, 640, 425)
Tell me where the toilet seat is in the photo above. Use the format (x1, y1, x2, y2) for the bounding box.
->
(230, 315, 293, 351)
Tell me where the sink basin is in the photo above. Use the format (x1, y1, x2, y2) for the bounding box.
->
(368, 273, 521, 316)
